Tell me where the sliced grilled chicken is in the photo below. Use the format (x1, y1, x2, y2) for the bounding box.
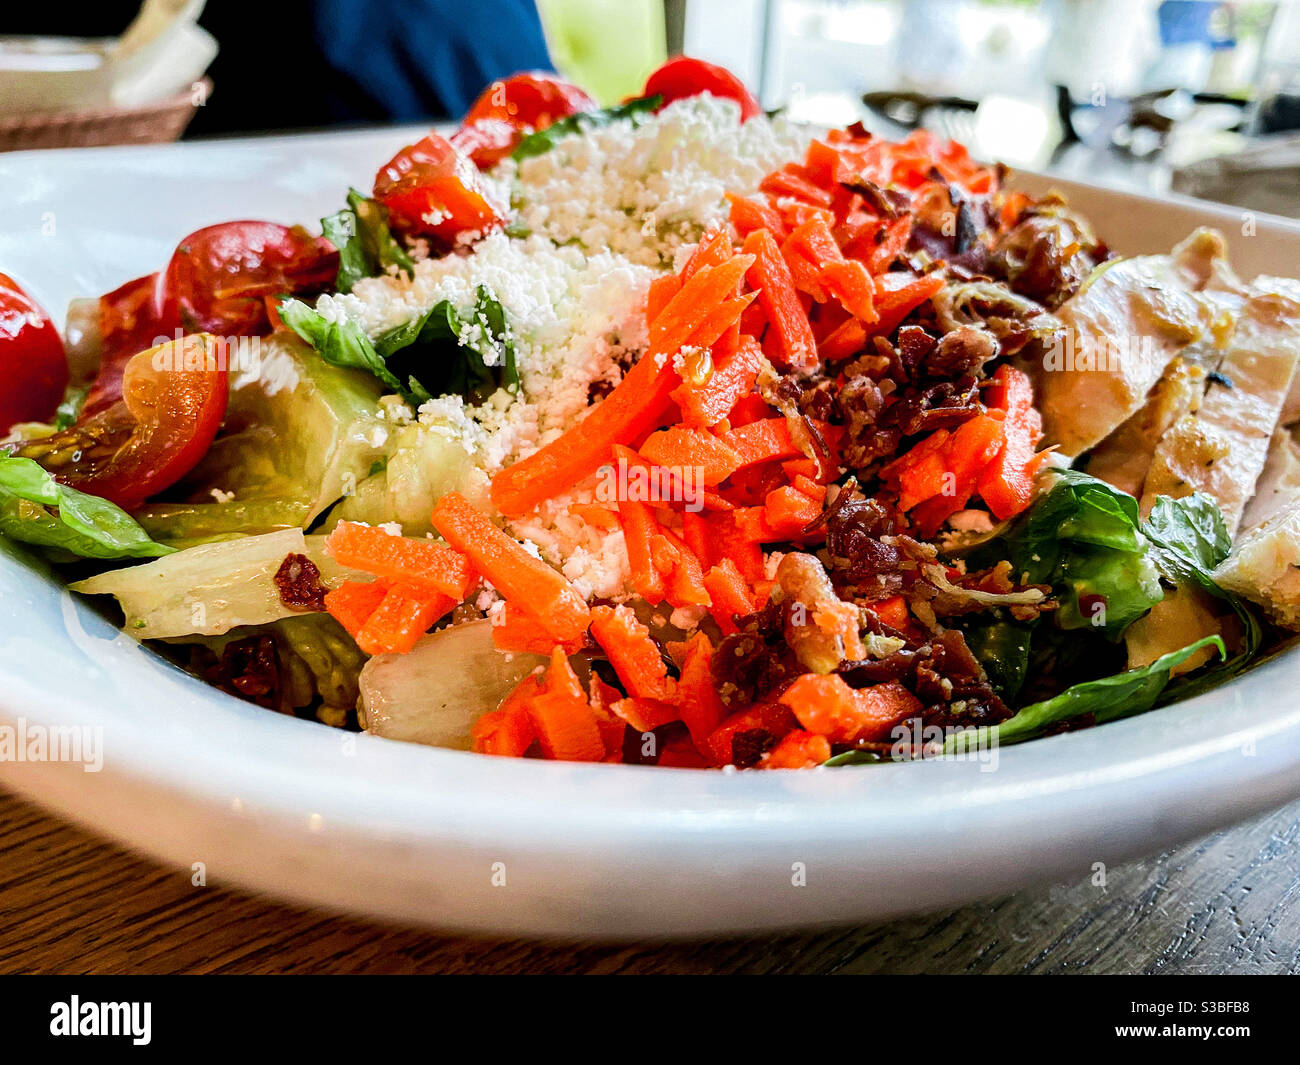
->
(1240, 426, 1300, 531)
(1140, 287, 1300, 536)
(1215, 501, 1300, 631)
(1033, 229, 1224, 459)
(1085, 358, 1205, 497)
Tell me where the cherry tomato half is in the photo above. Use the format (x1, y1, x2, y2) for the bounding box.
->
(11, 334, 228, 511)
(373, 133, 504, 243)
(0, 273, 69, 435)
(464, 71, 596, 130)
(643, 56, 761, 121)
(82, 272, 170, 419)
(159, 221, 338, 337)
(450, 117, 527, 169)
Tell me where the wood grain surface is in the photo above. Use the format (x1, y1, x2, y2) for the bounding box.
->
(1, 786, 1297, 974)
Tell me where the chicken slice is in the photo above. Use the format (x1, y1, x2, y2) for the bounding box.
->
(1033, 229, 1225, 460)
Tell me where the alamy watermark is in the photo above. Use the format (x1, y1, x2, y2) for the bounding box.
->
(0, 717, 102, 772)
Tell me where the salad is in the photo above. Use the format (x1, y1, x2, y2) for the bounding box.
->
(4, 57, 1300, 770)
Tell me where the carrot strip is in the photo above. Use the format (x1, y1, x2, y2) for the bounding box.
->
(764, 486, 824, 537)
(472, 676, 541, 757)
(864, 595, 910, 631)
(760, 167, 835, 208)
(977, 364, 1047, 521)
(568, 502, 620, 530)
(726, 192, 788, 241)
(323, 579, 389, 639)
(650, 255, 754, 351)
(354, 581, 455, 656)
(491, 603, 587, 655)
(760, 730, 832, 769)
(611, 697, 680, 733)
(720, 417, 801, 469)
(702, 558, 757, 635)
(681, 225, 733, 282)
(528, 648, 606, 762)
(742, 228, 818, 371)
(616, 494, 667, 605)
(671, 334, 766, 429)
(820, 260, 878, 324)
(778, 676, 921, 744)
(675, 631, 728, 752)
(639, 425, 743, 487)
(589, 604, 676, 702)
(868, 272, 945, 337)
(324, 521, 474, 599)
(646, 273, 681, 324)
(649, 532, 711, 608)
(431, 492, 591, 642)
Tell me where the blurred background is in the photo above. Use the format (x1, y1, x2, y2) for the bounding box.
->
(2, 0, 1298, 216)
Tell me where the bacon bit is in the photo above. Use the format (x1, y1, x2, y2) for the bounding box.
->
(274, 553, 330, 612)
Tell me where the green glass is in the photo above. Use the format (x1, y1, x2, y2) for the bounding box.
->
(536, 0, 668, 105)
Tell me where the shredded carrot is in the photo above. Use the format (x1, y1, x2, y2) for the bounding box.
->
(472, 676, 540, 757)
(568, 502, 620, 530)
(354, 581, 455, 656)
(726, 192, 788, 241)
(778, 675, 921, 744)
(323, 579, 389, 639)
(741, 228, 818, 371)
(491, 603, 587, 655)
(864, 595, 910, 632)
(720, 417, 802, 470)
(868, 272, 945, 336)
(526, 648, 607, 762)
(639, 425, 743, 486)
(611, 697, 680, 733)
(702, 558, 757, 635)
(671, 334, 766, 429)
(324, 521, 474, 599)
(681, 225, 733, 282)
(649, 531, 711, 608)
(977, 364, 1048, 521)
(615, 492, 667, 605)
(431, 491, 591, 642)
(589, 604, 677, 702)
(760, 730, 832, 769)
(675, 631, 728, 752)
(763, 485, 825, 539)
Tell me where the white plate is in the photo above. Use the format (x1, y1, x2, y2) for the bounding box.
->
(2, 131, 1300, 939)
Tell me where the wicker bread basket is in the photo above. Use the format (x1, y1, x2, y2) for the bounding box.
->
(0, 76, 211, 152)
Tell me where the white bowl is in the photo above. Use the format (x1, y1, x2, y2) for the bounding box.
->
(2, 131, 1300, 939)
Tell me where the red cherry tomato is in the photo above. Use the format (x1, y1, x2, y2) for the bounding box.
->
(11, 334, 229, 511)
(373, 133, 504, 243)
(0, 273, 69, 435)
(450, 117, 526, 169)
(464, 71, 596, 130)
(82, 272, 170, 419)
(643, 56, 761, 121)
(159, 221, 338, 337)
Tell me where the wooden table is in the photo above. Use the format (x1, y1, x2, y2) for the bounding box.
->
(2, 786, 1297, 974)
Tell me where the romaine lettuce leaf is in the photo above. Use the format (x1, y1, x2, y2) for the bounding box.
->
(0, 454, 172, 559)
(133, 332, 386, 544)
(321, 188, 414, 294)
(511, 95, 662, 161)
(281, 284, 517, 408)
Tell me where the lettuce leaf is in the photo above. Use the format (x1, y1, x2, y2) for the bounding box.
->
(1141, 493, 1262, 702)
(947, 635, 1226, 751)
(968, 469, 1162, 639)
(0, 454, 172, 559)
(281, 284, 517, 407)
(321, 188, 414, 294)
(511, 95, 662, 161)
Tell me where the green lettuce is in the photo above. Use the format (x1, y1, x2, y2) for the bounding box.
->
(0, 454, 172, 559)
(281, 284, 518, 407)
(511, 95, 662, 161)
(947, 635, 1225, 751)
(321, 188, 414, 294)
